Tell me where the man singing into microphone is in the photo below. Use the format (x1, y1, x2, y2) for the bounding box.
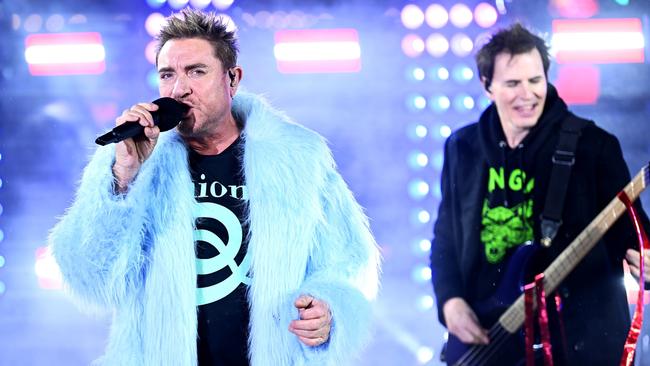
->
(49, 8, 380, 366)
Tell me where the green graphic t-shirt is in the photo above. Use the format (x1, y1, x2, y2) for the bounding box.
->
(480, 166, 534, 263)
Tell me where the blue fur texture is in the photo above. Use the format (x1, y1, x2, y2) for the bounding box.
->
(50, 92, 381, 366)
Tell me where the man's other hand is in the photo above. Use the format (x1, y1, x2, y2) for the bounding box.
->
(443, 297, 489, 345)
(289, 295, 332, 347)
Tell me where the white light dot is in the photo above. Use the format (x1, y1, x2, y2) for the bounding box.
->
(401, 4, 425, 29)
(437, 67, 449, 80)
(449, 4, 473, 28)
(417, 294, 435, 310)
(419, 239, 431, 252)
(189, 0, 212, 8)
(425, 4, 448, 29)
(439, 125, 452, 138)
(415, 153, 429, 167)
(417, 210, 431, 223)
(414, 96, 426, 110)
(168, 0, 189, 9)
(417, 346, 435, 363)
(212, 0, 235, 10)
(426, 33, 449, 57)
(436, 96, 451, 110)
(463, 96, 475, 109)
(415, 125, 428, 138)
(412, 67, 425, 81)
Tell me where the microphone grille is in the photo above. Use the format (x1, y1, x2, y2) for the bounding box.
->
(152, 97, 189, 132)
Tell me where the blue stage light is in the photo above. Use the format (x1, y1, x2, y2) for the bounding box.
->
(452, 63, 473, 83)
(429, 95, 450, 113)
(408, 179, 430, 199)
(406, 93, 427, 111)
(408, 151, 429, 169)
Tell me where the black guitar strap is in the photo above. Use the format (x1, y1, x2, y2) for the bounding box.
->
(540, 114, 588, 247)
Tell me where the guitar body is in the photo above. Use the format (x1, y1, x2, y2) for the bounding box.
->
(445, 242, 540, 366)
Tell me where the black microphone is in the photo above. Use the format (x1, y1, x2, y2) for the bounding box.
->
(95, 97, 189, 146)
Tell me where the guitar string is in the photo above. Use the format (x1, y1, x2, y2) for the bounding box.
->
(455, 324, 509, 365)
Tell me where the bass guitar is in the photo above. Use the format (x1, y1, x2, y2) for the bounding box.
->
(444, 163, 649, 365)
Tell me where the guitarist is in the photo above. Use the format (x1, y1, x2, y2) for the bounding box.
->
(430, 23, 650, 365)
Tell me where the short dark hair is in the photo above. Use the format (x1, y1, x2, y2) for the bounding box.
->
(155, 8, 239, 69)
(475, 23, 550, 91)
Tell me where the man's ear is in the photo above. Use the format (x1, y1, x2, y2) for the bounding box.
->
(228, 66, 243, 98)
(481, 76, 493, 99)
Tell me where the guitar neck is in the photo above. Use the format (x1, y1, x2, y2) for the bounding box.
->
(498, 164, 649, 333)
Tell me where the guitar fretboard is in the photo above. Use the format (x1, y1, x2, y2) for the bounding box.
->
(499, 164, 649, 333)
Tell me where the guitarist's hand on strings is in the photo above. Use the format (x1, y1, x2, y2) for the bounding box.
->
(625, 249, 650, 283)
(443, 297, 489, 345)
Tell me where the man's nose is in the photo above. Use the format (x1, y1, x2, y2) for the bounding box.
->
(171, 75, 191, 98)
(519, 83, 534, 99)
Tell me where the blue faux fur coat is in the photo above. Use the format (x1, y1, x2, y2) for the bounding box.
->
(50, 92, 381, 366)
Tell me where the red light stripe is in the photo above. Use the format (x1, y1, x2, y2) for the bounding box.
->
(275, 28, 359, 43)
(28, 63, 106, 76)
(553, 18, 641, 33)
(274, 28, 361, 73)
(25, 32, 103, 46)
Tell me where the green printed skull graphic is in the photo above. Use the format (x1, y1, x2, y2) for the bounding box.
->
(480, 199, 533, 263)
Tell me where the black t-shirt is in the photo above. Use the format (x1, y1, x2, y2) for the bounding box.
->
(189, 137, 251, 366)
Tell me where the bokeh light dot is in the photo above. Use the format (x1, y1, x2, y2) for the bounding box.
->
(417, 346, 435, 363)
(212, 0, 235, 10)
(401, 4, 425, 29)
(189, 0, 212, 9)
(415, 125, 428, 138)
(417, 295, 435, 310)
(419, 239, 431, 252)
(414, 96, 426, 110)
(0, 256, 4, 268)
(168, 0, 190, 9)
(426, 33, 449, 58)
(474, 2, 498, 28)
(145, 12, 166, 37)
(144, 40, 158, 64)
(416, 153, 429, 167)
(402, 34, 425, 58)
(440, 125, 452, 138)
(0, 281, 5, 295)
(449, 4, 473, 28)
(418, 210, 430, 223)
(24, 14, 43, 33)
(451, 33, 474, 57)
(147, 69, 160, 89)
(412, 67, 425, 81)
(45, 14, 65, 32)
(463, 96, 475, 109)
(437, 67, 449, 80)
(408, 180, 430, 199)
(425, 4, 448, 29)
(11, 14, 21, 31)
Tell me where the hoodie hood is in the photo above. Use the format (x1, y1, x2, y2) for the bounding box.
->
(478, 83, 568, 166)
